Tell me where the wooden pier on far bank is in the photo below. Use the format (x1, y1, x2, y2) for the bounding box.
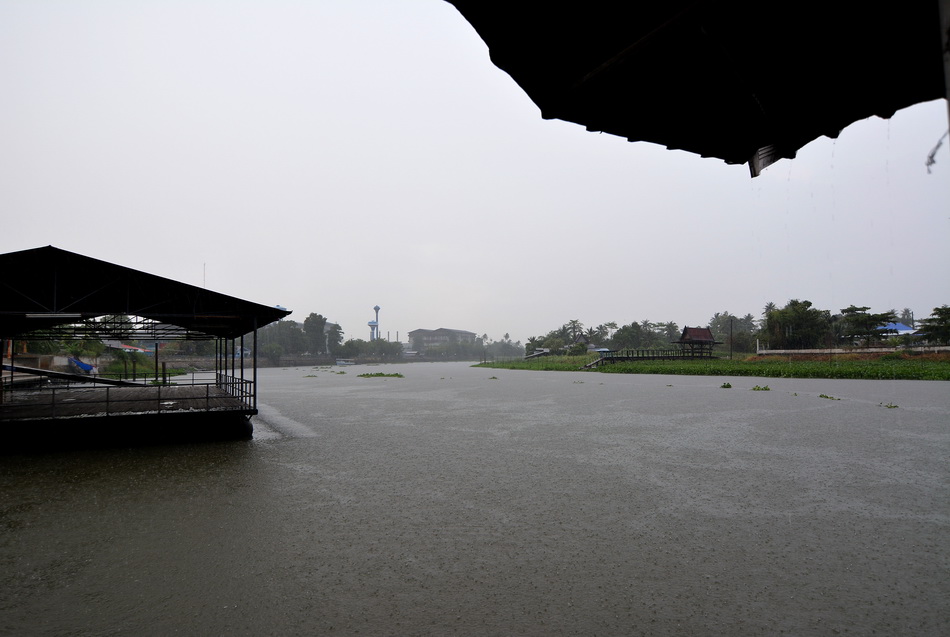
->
(582, 326, 722, 369)
(583, 348, 717, 369)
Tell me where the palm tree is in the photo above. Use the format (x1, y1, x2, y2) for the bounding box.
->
(596, 322, 618, 340)
(662, 321, 680, 342)
(565, 319, 584, 342)
(585, 327, 599, 345)
(761, 302, 777, 329)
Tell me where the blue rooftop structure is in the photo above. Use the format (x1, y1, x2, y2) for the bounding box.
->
(882, 322, 916, 334)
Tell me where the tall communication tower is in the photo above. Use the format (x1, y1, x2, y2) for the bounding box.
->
(368, 305, 381, 340)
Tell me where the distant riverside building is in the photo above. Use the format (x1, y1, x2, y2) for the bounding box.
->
(408, 328, 478, 350)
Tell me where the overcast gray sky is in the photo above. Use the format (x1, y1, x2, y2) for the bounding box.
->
(2, 1, 948, 344)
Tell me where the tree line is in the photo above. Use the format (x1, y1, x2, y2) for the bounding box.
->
(256, 313, 344, 362)
(16, 303, 948, 364)
(526, 302, 950, 355)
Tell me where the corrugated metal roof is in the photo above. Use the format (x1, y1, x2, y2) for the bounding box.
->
(0, 246, 290, 339)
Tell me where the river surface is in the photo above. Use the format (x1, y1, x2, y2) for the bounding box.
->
(2, 362, 948, 636)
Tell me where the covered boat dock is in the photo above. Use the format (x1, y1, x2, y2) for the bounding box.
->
(1, 246, 290, 449)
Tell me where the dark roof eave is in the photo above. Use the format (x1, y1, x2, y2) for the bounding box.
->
(0, 246, 291, 339)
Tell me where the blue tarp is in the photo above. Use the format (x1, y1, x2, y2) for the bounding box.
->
(68, 357, 94, 373)
(882, 323, 915, 333)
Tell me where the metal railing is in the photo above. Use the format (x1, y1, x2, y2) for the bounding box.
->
(600, 348, 715, 360)
(1, 371, 255, 419)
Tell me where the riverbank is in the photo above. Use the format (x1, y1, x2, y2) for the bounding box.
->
(476, 351, 950, 380)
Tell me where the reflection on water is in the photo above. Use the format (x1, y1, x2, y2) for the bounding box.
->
(2, 363, 948, 635)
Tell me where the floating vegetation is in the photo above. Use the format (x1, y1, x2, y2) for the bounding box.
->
(818, 393, 840, 400)
(880, 402, 899, 409)
(751, 385, 771, 391)
(488, 376, 498, 380)
(357, 372, 404, 378)
(720, 382, 732, 388)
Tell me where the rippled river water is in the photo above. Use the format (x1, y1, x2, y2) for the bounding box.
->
(2, 362, 948, 635)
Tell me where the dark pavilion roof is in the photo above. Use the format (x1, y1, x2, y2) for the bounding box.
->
(445, 1, 947, 176)
(678, 327, 716, 344)
(0, 246, 291, 339)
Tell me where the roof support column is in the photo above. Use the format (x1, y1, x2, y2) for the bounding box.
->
(1, 338, 6, 405)
(252, 322, 258, 412)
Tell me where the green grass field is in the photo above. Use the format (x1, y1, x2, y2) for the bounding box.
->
(475, 353, 950, 381)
